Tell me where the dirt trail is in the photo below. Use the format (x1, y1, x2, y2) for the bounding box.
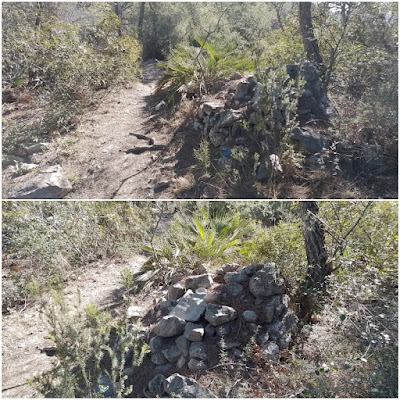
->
(3, 60, 200, 199)
(2, 255, 151, 398)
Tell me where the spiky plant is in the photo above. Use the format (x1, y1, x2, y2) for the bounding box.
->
(131, 206, 254, 291)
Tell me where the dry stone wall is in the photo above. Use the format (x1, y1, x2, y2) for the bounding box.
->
(193, 61, 386, 179)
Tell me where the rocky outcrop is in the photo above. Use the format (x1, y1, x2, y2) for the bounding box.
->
(8, 165, 72, 199)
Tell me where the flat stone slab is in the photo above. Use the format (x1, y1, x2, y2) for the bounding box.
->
(170, 290, 206, 322)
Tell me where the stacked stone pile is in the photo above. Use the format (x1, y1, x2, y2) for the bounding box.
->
(192, 61, 385, 177)
(144, 262, 298, 397)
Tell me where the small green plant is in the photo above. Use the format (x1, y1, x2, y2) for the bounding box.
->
(30, 290, 149, 397)
(194, 138, 212, 176)
(156, 38, 254, 107)
(215, 328, 259, 397)
(120, 267, 135, 292)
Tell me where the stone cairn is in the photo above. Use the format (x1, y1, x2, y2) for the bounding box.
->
(142, 263, 298, 397)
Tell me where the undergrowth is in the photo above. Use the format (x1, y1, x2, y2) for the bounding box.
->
(30, 290, 149, 397)
(126, 205, 254, 293)
(2, 3, 141, 154)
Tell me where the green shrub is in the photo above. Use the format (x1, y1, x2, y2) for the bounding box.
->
(155, 39, 254, 107)
(2, 202, 154, 304)
(31, 291, 149, 397)
(2, 3, 141, 154)
(131, 205, 254, 291)
(244, 221, 307, 289)
(258, 23, 304, 68)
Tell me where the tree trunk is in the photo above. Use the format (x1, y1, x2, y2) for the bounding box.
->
(113, 2, 122, 37)
(35, 2, 44, 29)
(138, 2, 145, 40)
(272, 4, 285, 30)
(298, 201, 331, 321)
(299, 3, 324, 71)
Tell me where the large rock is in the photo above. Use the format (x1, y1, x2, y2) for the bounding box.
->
(264, 305, 275, 323)
(170, 289, 206, 322)
(242, 310, 258, 323)
(205, 304, 237, 326)
(176, 355, 186, 369)
(164, 373, 216, 398)
(249, 264, 285, 298)
(224, 270, 247, 283)
(151, 353, 168, 365)
(218, 110, 241, 127)
(149, 336, 166, 352)
(184, 322, 204, 342)
(175, 335, 190, 357)
(291, 127, 326, 154)
(148, 374, 166, 395)
(267, 309, 298, 349)
(223, 282, 244, 296)
(9, 165, 72, 199)
(185, 274, 213, 291)
(153, 315, 186, 337)
(234, 81, 251, 100)
(202, 101, 224, 116)
(168, 283, 185, 301)
(189, 342, 207, 360)
(162, 345, 182, 363)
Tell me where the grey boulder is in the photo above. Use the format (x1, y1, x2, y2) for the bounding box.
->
(148, 374, 166, 395)
(184, 322, 204, 342)
(249, 264, 285, 298)
(162, 345, 182, 363)
(185, 274, 213, 291)
(189, 342, 207, 360)
(9, 165, 72, 199)
(164, 373, 216, 398)
(153, 315, 186, 337)
(164, 374, 216, 398)
(170, 289, 206, 322)
(205, 304, 237, 326)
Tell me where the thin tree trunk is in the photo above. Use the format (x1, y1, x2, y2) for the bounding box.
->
(35, 2, 44, 28)
(298, 201, 331, 321)
(273, 4, 285, 30)
(114, 2, 122, 37)
(138, 2, 145, 40)
(299, 3, 324, 70)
